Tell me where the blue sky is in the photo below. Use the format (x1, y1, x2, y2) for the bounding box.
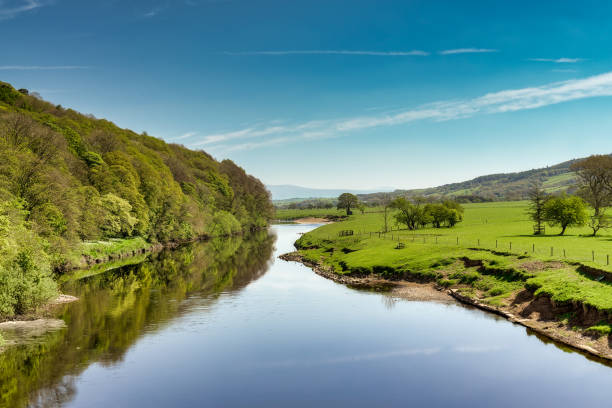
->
(3, 0, 612, 189)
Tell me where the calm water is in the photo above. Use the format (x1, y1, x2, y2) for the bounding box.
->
(2, 224, 612, 407)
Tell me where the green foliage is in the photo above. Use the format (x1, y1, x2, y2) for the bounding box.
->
(0, 81, 273, 318)
(585, 323, 612, 337)
(544, 194, 588, 235)
(391, 197, 463, 230)
(337, 193, 360, 215)
(0, 200, 57, 317)
(100, 193, 137, 237)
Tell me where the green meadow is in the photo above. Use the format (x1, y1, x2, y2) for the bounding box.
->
(294, 201, 612, 317)
(298, 201, 612, 267)
(275, 207, 349, 220)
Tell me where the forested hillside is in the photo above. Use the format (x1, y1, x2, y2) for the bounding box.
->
(0, 81, 273, 318)
(359, 159, 581, 204)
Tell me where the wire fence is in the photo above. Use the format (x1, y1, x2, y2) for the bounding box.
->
(325, 228, 612, 268)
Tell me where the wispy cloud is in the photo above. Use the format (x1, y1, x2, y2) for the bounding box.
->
(196, 71, 612, 152)
(439, 48, 498, 55)
(223, 50, 430, 56)
(528, 57, 582, 63)
(0, 65, 89, 70)
(261, 348, 440, 368)
(552, 68, 578, 73)
(0, 0, 48, 19)
(168, 131, 198, 141)
(142, 5, 165, 18)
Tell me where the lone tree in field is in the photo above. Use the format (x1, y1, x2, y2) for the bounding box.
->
(570, 155, 612, 236)
(337, 193, 359, 216)
(543, 194, 588, 235)
(380, 193, 392, 232)
(527, 182, 548, 235)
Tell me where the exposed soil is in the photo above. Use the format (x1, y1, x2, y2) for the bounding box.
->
(0, 294, 78, 354)
(281, 251, 612, 363)
(280, 252, 453, 303)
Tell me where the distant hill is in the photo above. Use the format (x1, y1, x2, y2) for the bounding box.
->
(267, 184, 393, 201)
(358, 158, 588, 203)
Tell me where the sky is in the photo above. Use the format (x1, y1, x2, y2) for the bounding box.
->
(3, 0, 612, 189)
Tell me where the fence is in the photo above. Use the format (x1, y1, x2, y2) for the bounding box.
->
(324, 227, 612, 268)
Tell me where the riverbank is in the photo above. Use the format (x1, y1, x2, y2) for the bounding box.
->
(280, 251, 612, 363)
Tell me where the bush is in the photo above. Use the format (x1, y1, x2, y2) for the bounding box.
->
(0, 200, 57, 317)
(207, 211, 242, 237)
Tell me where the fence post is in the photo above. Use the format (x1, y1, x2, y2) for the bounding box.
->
(550, 247, 553, 256)
(495, 240, 498, 248)
(563, 249, 566, 258)
(457, 236, 459, 245)
(608, 254, 610, 266)
(532, 243, 535, 253)
(510, 242, 512, 251)
(478, 239, 480, 246)
(593, 250, 595, 262)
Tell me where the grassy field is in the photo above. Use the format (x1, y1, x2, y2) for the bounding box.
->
(275, 206, 383, 220)
(293, 201, 612, 322)
(297, 201, 612, 267)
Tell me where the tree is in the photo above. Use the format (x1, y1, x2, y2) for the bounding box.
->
(527, 182, 548, 235)
(100, 193, 138, 237)
(337, 193, 359, 216)
(571, 155, 612, 236)
(390, 197, 428, 230)
(544, 194, 588, 235)
(380, 193, 392, 232)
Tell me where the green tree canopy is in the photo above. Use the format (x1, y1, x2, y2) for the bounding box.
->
(337, 193, 359, 215)
(544, 194, 588, 235)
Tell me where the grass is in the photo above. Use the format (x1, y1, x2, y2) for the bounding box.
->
(275, 207, 383, 220)
(78, 237, 149, 258)
(297, 201, 612, 269)
(586, 323, 612, 337)
(294, 200, 612, 321)
(64, 236, 151, 269)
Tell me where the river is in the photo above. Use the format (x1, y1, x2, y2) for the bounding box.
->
(1, 224, 612, 407)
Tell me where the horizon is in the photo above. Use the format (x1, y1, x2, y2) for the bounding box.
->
(3, 0, 612, 189)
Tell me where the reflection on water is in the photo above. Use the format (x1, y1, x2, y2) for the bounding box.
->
(0, 231, 275, 408)
(2, 224, 612, 408)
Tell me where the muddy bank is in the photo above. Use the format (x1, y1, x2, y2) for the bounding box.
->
(279, 252, 451, 302)
(280, 251, 612, 362)
(0, 295, 78, 354)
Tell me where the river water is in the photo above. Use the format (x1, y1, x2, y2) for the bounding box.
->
(1, 224, 612, 407)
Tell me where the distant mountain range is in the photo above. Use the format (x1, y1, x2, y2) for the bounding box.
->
(267, 185, 393, 201)
(270, 156, 601, 203)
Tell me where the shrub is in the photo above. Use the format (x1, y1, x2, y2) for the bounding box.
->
(585, 323, 612, 337)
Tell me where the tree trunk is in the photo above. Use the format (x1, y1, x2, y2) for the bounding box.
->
(559, 225, 567, 235)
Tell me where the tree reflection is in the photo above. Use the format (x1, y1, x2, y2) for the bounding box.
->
(0, 231, 275, 408)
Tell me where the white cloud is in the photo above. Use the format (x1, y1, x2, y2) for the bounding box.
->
(439, 48, 498, 55)
(0, 0, 47, 19)
(168, 131, 198, 141)
(528, 57, 582, 63)
(0, 65, 89, 70)
(261, 348, 440, 368)
(224, 50, 430, 56)
(142, 5, 164, 18)
(195, 70, 612, 152)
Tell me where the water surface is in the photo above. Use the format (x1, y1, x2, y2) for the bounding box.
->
(1, 224, 612, 407)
